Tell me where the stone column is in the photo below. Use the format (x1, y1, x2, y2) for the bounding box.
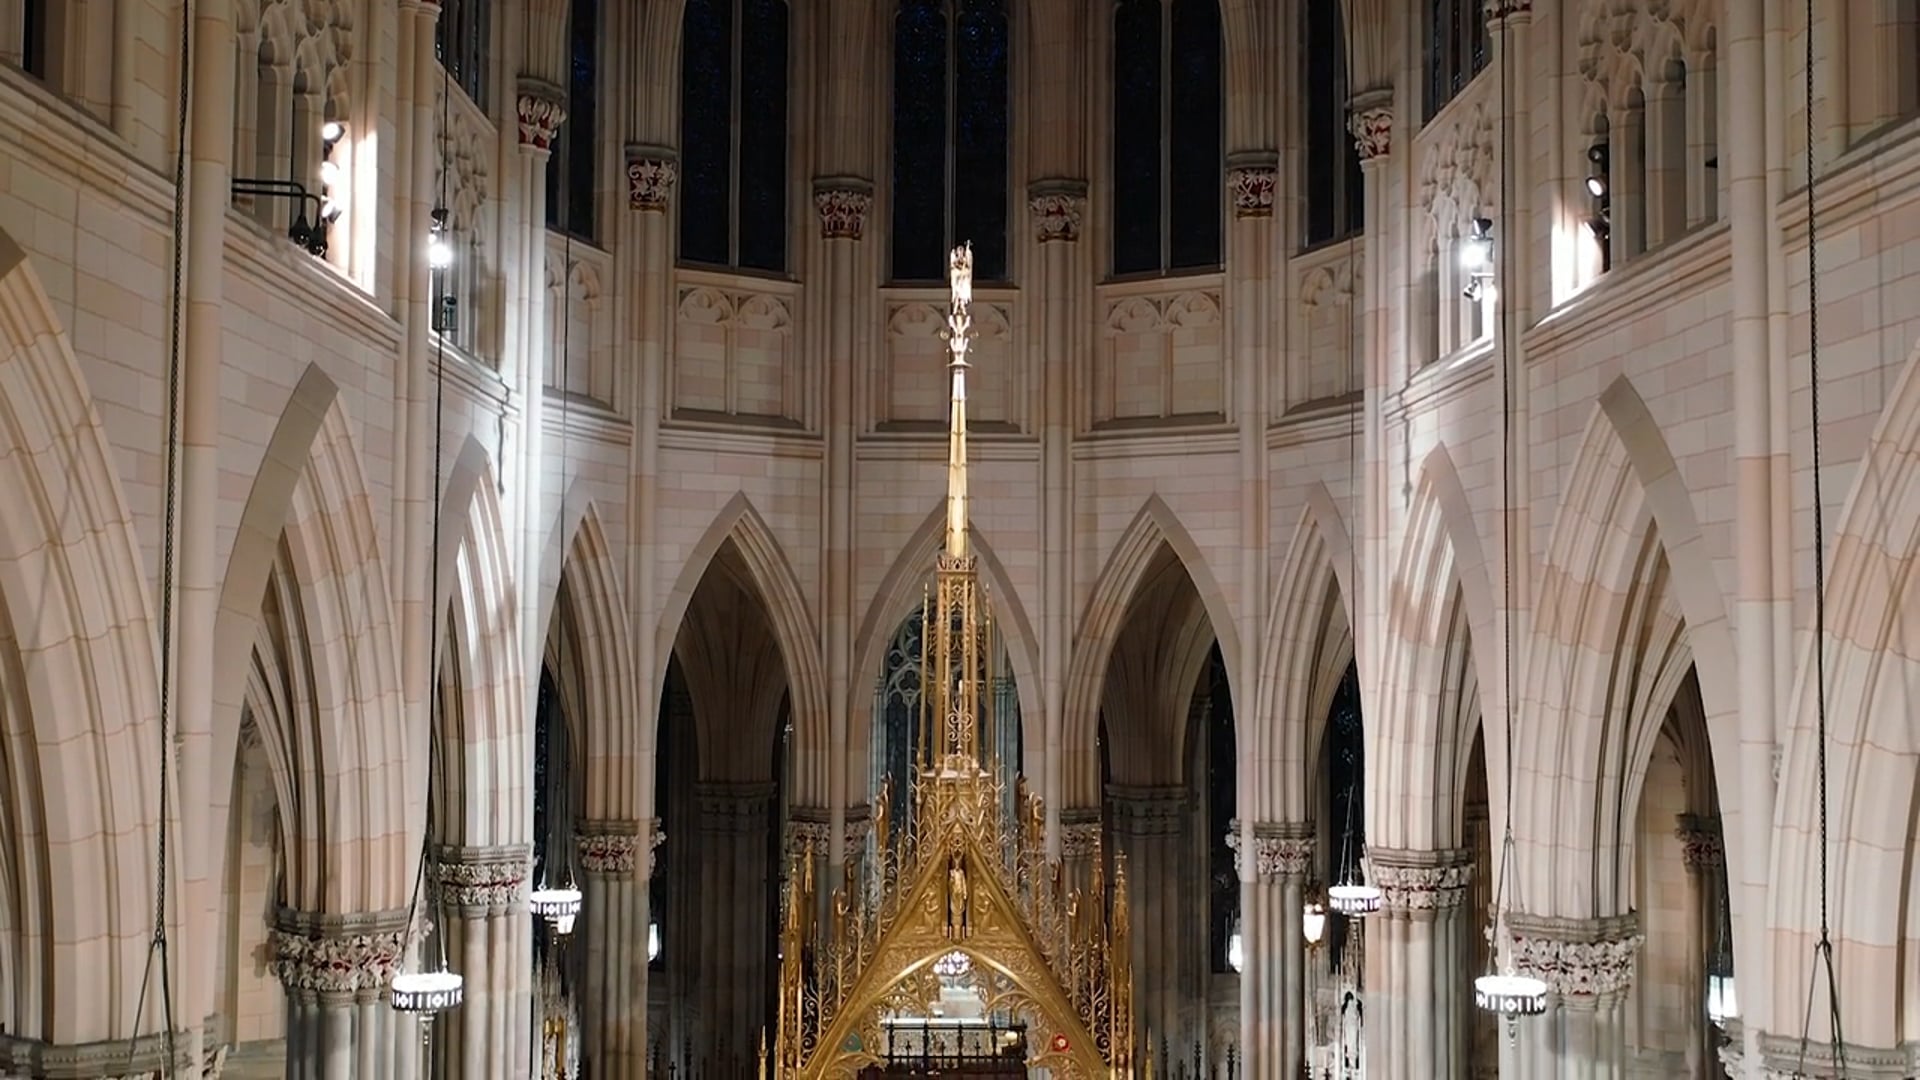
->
(1348, 92, 1394, 727)
(1027, 179, 1085, 852)
(434, 846, 531, 1079)
(812, 177, 874, 871)
(1676, 816, 1726, 1075)
(577, 819, 652, 1078)
(1229, 823, 1312, 1080)
(1509, 913, 1645, 1079)
(270, 910, 411, 1080)
(688, 782, 778, 1067)
(1108, 786, 1197, 1060)
(1368, 848, 1474, 1080)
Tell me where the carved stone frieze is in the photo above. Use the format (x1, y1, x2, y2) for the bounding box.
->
(0, 1030, 200, 1078)
(1507, 912, 1643, 997)
(436, 843, 531, 911)
(577, 819, 643, 877)
(1227, 165, 1277, 218)
(813, 179, 875, 240)
(268, 908, 410, 1001)
(1028, 180, 1087, 242)
(1751, 1029, 1920, 1078)
(1675, 815, 1724, 872)
(626, 147, 677, 212)
(515, 85, 567, 152)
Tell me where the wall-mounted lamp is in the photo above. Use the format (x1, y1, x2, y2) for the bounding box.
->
(428, 206, 458, 334)
(1461, 216, 1495, 301)
(316, 120, 346, 230)
(231, 177, 331, 257)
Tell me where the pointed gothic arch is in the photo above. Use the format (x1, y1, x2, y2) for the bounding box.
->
(436, 441, 524, 847)
(851, 502, 1043, 797)
(209, 361, 409, 915)
(1250, 484, 1357, 824)
(538, 490, 637, 819)
(1374, 445, 1498, 853)
(1061, 495, 1242, 807)
(1769, 338, 1920, 1048)
(0, 230, 163, 1043)
(657, 493, 824, 781)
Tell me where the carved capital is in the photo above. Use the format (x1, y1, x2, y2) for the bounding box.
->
(1028, 179, 1087, 243)
(269, 908, 410, 1002)
(1228, 820, 1315, 881)
(435, 844, 530, 912)
(1507, 912, 1644, 997)
(1369, 849, 1473, 911)
(1675, 815, 1725, 873)
(1227, 165, 1277, 218)
(695, 781, 777, 836)
(625, 146, 677, 212)
(786, 817, 834, 860)
(1348, 95, 1395, 164)
(1106, 785, 1188, 838)
(1060, 821, 1103, 858)
(813, 178, 874, 240)
(577, 819, 643, 877)
(516, 85, 567, 152)
(1484, 0, 1533, 24)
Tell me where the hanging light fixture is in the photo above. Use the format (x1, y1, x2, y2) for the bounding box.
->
(531, 882, 584, 936)
(1474, 4, 1549, 1031)
(1301, 901, 1327, 947)
(1226, 914, 1245, 974)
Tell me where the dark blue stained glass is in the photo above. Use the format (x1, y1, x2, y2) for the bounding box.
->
(1111, 0, 1162, 275)
(1167, 0, 1221, 270)
(1325, 661, 1364, 970)
(891, 0, 948, 282)
(547, 0, 600, 236)
(738, 0, 789, 272)
(953, 0, 1009, 281)
(1303, 0, 1364, 246)
(679, 0, 733, 265)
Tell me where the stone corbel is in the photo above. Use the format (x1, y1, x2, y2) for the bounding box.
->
(625, 144, 678, 212)
(516, 80, 568, 152)
(576, 819, 643, 877)
(813, 177, 875, 240)
(268, 907, 411, 1003)
(1506, 911, 1644, 998)
(1027, 178, 1088, 243)
(436, 843, 532, 914)
(1225, 152, 1278, 219)
(1347, 88, 1395, 166)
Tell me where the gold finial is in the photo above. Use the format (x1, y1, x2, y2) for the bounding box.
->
(941, 242, 974, 560)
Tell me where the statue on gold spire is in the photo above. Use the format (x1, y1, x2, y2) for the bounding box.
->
(940, 242, 973, 562)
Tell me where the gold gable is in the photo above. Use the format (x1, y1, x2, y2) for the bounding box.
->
(770, 245, 1135, 1078)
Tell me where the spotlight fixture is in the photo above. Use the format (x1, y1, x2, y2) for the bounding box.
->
(320, 119, 346, 145)
(231, 177, 332, 259)
(1461, 216, 1495, 300)
(427, 207, 454, 269)
(1585, 144, 1610, 198)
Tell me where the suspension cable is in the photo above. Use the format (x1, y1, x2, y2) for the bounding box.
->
(129, 0, 194, 1072)
(1795, 0, 1847, 1070)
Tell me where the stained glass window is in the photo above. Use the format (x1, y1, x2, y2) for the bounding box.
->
(1112, 0, 1222, 276)
(1325, 661, 1364, 970)
(679, 0, 790, 271)
(1303, 0, 1365, 246)
(891, 0, 1009, 283)
(546, 0, 600, 238)
(436, 0, 491, 109)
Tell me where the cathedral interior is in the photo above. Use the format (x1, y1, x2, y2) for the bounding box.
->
(0, 0, 1917, 1077)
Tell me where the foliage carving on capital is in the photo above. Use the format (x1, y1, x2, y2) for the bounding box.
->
(268, 911, 408, 999)
(1028, 181, 1087, 243)
(1227, 165, 1277, 218)
(814, 180, 875, 240)
(577, 819, 642, 876)
(626, 150, 678, 212)
(516, 86, 567, 152)
(1675, 817, 1724, 872)
(1227, 821, 1315, 880)
(786, 817, 834, 860)
(1508, 914, 1644, 997)
(1059, 819, 1103, 858)
(436, 845, 531, 910)
(1349, 103, 1394, 164)
(1373, 859, 1472, 910)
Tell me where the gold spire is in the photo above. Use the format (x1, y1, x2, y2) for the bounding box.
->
(942, 242, 973, 560)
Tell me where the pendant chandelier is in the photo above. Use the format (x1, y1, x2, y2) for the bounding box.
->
(1473, 5, 1547, 1026)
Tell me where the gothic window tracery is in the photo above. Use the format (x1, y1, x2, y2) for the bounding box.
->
(890, 0, 1010, 284)
(546, 0, 600, 239)
(1324, 660, 1363, 970)
(680, 0, 790, 273)
(1111, 0, 1222, 277)
(1423, 0, 1487, 121)
(1301, 0, 1365, 247)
